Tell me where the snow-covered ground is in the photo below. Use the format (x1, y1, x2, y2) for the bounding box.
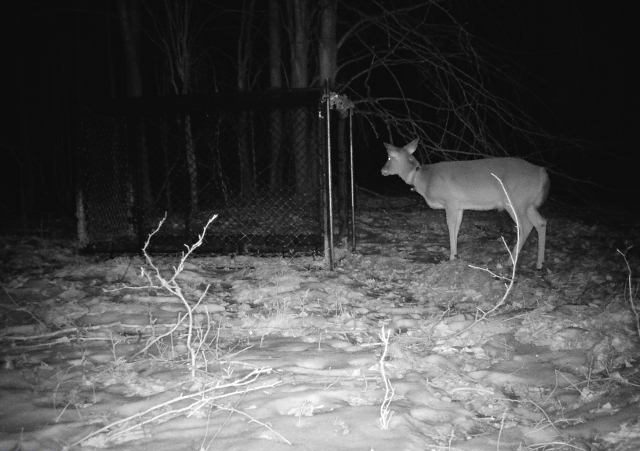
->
(1, 194, 639, 451)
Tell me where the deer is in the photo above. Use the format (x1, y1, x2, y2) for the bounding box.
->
(380, 138, 549, 269)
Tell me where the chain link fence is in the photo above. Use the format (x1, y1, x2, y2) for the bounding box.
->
(76, 90, 329, 257)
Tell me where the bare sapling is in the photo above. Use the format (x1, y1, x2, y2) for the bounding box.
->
(378, 325, 395, 429)
(137, 212, 218, 378)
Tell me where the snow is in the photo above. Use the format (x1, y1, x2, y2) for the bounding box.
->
(1, 194, 639, 451)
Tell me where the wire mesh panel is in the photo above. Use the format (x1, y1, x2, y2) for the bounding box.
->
(76, 90, 325, 256)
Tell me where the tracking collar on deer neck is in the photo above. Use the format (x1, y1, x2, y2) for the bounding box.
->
(406, 165, 421, 187)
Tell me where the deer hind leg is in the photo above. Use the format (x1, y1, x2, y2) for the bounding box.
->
(506, 208, 534, 265)
(445, 208, 464, 261)
(526, 205, 547, 269)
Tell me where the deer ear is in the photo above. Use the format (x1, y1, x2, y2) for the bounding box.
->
(383, 142, 395, 153)
(405, 138, 419, 154)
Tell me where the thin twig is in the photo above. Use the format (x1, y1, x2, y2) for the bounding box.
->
(211, 403, 292, 445)
(377, 325, 395, 429)
(69, 367, 277, 448)
(616, 247, 639, 339)
(440, 174, 519, 340)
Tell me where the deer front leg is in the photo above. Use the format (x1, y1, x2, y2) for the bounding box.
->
(445, 208, 464, 261)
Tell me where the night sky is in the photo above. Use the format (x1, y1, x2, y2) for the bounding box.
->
(1, 1, 635, 224)
(452, 2, 634, 209)
(459, 2, 631, 143)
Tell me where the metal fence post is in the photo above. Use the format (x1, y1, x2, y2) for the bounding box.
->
(324, 84, 335, 270)
(348, 109, 356, 252)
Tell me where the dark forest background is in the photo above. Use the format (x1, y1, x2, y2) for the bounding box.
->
(0, 0, 634, 231)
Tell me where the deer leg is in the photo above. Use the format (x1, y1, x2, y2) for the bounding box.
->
(506, 208, 533, 265)
(526, 206, 547, 269)
(445, 208, 464, 261)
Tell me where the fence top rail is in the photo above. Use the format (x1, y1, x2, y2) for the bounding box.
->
(78, 89, 324, 116)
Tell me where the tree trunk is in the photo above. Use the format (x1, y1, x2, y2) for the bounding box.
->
(320, 0, 344, 235)
(116, 0, 151, 213)
(319, 0, 337, 87)
(117, 0, 143, 95)
(183, 114, 199, 214)
(320, 0, 338, 202)
(237, 0, 256, 199)
(288, 0, 310, 195)
(159, 115, 173, 213)
(268, 0, 284, 192)
(153, 0, 199, 216)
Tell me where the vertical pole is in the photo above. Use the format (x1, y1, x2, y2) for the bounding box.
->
(325, 84, 334, 270)
(76, 188, 88, 248)
(75, 117, 89, 249)
(348, 109, 356, 252)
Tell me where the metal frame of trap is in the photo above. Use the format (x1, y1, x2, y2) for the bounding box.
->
(75, 88, 356, 269)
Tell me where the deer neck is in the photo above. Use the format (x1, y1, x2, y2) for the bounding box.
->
(404, 164, 421, 186)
